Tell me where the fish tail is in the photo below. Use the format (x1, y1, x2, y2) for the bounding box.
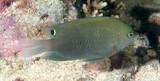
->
(18, 39, 54, 58)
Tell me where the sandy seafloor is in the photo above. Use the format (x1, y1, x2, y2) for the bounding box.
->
(0, 0, 160, 81)
(0, 58, 160, 81)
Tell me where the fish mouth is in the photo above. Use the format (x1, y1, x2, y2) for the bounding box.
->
(134, 34, 139, 41)
(133, 34, 150, 48)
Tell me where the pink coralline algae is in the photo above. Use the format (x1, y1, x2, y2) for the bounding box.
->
(17, 0, 32, 9)
(0, 14, 25, 58)
(0, 0, 16, 12)
(0, 0, 66, 58)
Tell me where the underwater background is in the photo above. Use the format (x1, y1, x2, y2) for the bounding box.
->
(0, 0, 160, 81)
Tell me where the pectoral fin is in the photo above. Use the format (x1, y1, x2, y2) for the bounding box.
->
(41, 51, 69, 61)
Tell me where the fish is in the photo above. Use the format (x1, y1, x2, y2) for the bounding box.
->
(19, 17, 138, 61)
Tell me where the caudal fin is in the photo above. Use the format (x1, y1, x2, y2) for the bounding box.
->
(18, 39, 54, 58)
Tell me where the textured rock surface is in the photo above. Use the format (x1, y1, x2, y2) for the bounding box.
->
(0, 0, 160, 81)
(0, 0, 65, 58)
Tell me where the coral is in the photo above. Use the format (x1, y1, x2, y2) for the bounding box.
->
(17, 0, 32, 9)
(0, 14, 16, 30)
(0, 0, 16, 12)
(63, 0, 76, 5)
(0, 0, 159, 81)
(148, 13, 160, 25)
(15, 77, 24, 81)
(0, 0, 66, 58)
(82, 0, 107, 17)
(63, 0, 78, 21)
(133, 34, 149, 48)
(135, 60, 160, 81)
(65, 6, 78, 21)
(0, 14, 25, 58)
(75, 0, 125, 18)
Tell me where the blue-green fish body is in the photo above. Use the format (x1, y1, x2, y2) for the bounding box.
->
(20, 17, 138, 61)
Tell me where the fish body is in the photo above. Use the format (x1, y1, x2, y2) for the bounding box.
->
(20, 17, 138, 61)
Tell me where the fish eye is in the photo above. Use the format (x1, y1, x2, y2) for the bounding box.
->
(50, 29, 56, 35)
(128, 32, 134, 37)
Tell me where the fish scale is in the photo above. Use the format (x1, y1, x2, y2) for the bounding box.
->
(19, 17, 138, 61)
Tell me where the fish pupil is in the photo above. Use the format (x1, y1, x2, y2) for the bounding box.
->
(128, 32, 134, 37)
(50, 29, 56, 35)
